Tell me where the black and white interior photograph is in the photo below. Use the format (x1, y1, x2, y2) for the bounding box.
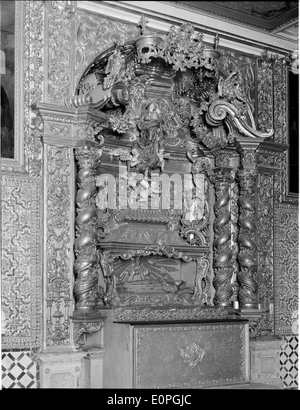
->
(0, 0, 299, 392)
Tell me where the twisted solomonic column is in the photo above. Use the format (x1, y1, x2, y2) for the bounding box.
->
(74, 139, 105, 315)
(211, 168, 234, 306)
(237, 166, 259, 309)
(204, 78, 273, 310)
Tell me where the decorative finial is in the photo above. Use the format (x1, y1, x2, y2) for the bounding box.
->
(138, 14, 149, 36)
(261, 49, 279, 64)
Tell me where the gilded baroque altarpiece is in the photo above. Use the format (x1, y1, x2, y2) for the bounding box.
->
(1, 1, 298, 363)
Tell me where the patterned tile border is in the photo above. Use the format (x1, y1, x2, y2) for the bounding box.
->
(280, 336, 298, 389)
(2, 351, 37, 388)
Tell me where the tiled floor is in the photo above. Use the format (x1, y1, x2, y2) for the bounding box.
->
(2, 351, 37, 388)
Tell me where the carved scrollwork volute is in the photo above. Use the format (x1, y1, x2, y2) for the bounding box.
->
(206, 99, 273, 141)
(204, 65, 274, 144)
(73, 139, 105, 314)
(72, 319, 105, 349)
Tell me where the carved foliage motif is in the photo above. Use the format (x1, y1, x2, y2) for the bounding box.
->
(47, 2, 73, 101)
(51, 1, 77, 16)
(273, 153, 286, 204)
(218, 52, 256, 117)
(257, 60, 273, 133)
(113, 306, 228, 322)
(24, 0, 44, 176)
(74, 12, 139, 94)
(273, 60, 287, 145)
(46, 4, 142, 101)
(1, 175, 42, 349)
(46, 146, 73, 346)
(178, 341, 207, 368)
(256, 173, 274, 334)
(136, 22, 219, 73)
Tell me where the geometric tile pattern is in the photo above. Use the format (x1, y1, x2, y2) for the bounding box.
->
(2, 351, 37, 388)
(1, 175, 42, 349)
(280, 336, 298, 389)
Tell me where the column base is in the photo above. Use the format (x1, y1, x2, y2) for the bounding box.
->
(82, 347, 106, 388)
(36, 349, 86, 388)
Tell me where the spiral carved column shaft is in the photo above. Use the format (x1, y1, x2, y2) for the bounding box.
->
(211, 168, 234, 306)
(237, 167, 259, 309)
(74, 141, 105, 314)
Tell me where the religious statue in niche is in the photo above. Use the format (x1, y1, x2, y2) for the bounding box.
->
(72, 17, 272, 312)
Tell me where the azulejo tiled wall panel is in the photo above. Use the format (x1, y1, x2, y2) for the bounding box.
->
(1, 176, 42, 350)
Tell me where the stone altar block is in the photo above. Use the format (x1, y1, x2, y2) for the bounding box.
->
(249, 337, 283, 387)
(101, 312, 249, 388)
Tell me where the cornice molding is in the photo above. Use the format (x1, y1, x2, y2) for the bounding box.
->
(77, 1, 297, 56)
(170, 1, 298, 33)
